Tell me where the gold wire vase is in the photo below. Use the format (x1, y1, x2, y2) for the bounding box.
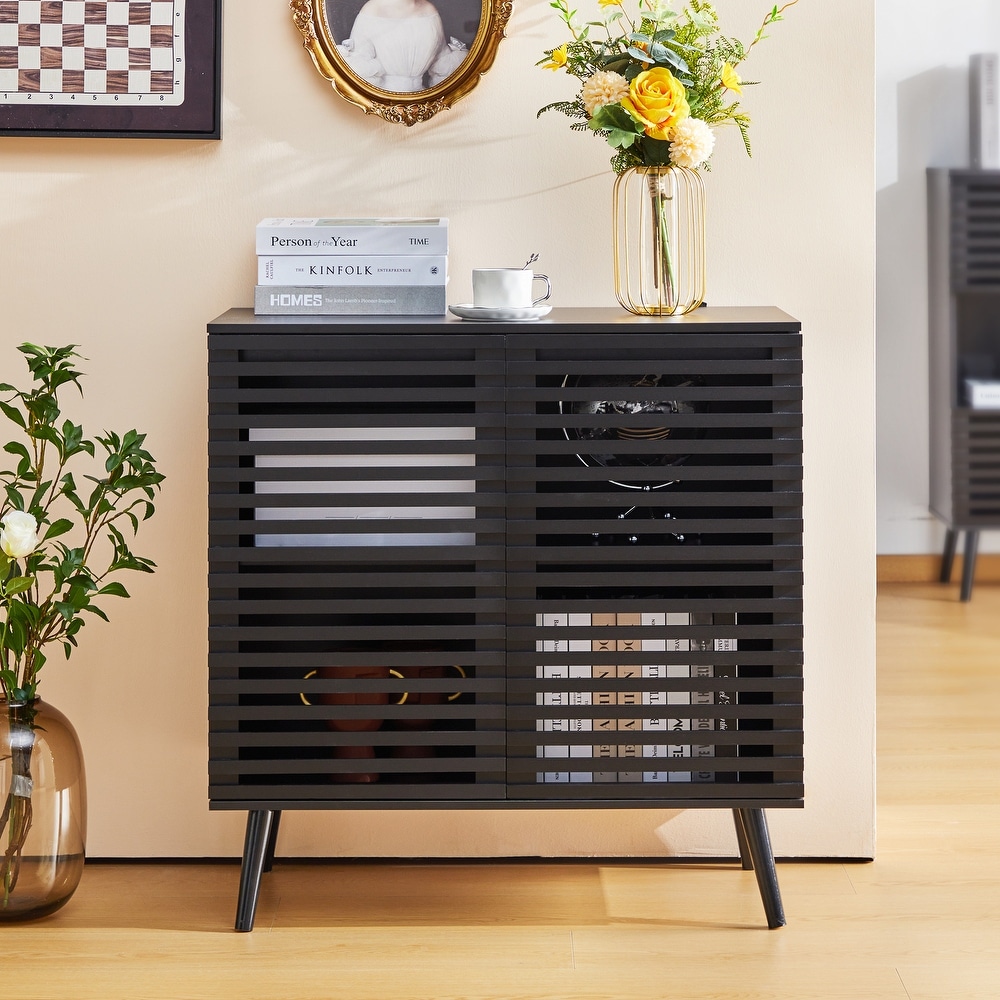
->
(613, 164, 706, 316)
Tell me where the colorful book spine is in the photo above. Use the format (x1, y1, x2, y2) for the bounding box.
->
(712, 612, 739, 783)
(616, 612, 642, 783)
(665, 611, 693, 783)
(256, 218, 449, 256)
(592, 612, 618, 783)
(641, 611, 669, 783)
(641, 612, 692, 782)
(253, 285, 446, 316)
(257, 255, 448, 286)
(568, 613, 594, 783)
(536, 611, 570, 784)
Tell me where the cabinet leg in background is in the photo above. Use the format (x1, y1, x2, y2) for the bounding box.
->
(961, 530, 980, 602)
(940, 528, 958, 583)
(732, 808, 754, 871)
(263, 810, 282, 873)
(737, 808, 786, 929)
(235, 809, 276, 932)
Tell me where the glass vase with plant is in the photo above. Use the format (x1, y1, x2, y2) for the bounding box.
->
(0, 344, 163, 915)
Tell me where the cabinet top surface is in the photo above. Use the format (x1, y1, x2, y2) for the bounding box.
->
(208, 305, 799, 334)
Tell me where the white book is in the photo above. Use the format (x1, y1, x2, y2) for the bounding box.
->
(971, 54, 1000, 170)
(253, 285, 446, 316)
(256, 218, 449, 255)
(251, 426, 474, 548)
(966, 379, 1000, 409)
(258, 255, 448, 286)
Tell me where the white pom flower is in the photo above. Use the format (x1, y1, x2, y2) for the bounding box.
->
(668, 117, 716, 169)
(581, 70, 630, 116)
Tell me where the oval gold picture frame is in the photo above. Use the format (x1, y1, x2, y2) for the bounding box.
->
(290, 0, 512, 126)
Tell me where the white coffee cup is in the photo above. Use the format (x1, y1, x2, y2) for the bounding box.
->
(472, 268, 551, 309)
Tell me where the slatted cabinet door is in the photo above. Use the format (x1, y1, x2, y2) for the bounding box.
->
(504, 326, 804, 805)
(208, 330, 508, 805)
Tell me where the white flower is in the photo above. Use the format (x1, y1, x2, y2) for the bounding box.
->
(668, 116, 716, 169)
(0, 511, 39, 559)
(581, 70, 630, 117)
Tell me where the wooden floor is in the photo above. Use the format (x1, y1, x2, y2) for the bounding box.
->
(7, 581, 1000, 999)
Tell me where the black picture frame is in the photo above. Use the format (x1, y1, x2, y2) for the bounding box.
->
(0, 0, 222, 139)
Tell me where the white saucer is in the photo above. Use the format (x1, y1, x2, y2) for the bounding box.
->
(449, 303, 553, 322)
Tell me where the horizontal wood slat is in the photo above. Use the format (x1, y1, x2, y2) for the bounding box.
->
(952, 178, 1000, 288)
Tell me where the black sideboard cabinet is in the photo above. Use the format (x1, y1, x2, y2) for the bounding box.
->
(208, 306, 803, 931)
(928, 169, 1000, 599)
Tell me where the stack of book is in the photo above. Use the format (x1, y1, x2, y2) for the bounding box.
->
(254, 217, 449, 316)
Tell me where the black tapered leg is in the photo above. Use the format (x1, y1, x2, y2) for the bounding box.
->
(235, 809, 275, 932)
(737, 808, 785, 929)
(940, 528, 958, 583)
(263, 810, 282, 873)
(961, 529, 979, 602)
(732, 808, 754, 870)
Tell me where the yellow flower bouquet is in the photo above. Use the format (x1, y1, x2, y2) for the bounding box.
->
(538, 0, 798, 315)
(539, 0, 798, 173)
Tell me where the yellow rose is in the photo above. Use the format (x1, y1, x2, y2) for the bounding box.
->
(543, 44, 568, 71)
(621, 67, 690, 140)
(721, 62, 742, 95)
(597, 0, 621, 6)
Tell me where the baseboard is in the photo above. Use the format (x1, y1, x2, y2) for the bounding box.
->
(877, 553, 1000, 583)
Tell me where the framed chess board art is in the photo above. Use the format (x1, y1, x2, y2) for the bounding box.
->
(0, 0, 222, 138)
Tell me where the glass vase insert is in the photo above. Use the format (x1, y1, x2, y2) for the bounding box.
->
(0, 699, 86, 920)
(613, 164, 706, 317)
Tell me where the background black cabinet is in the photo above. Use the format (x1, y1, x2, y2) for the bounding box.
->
(928, 169, 1000, 598)
(208, 306, 803, 929)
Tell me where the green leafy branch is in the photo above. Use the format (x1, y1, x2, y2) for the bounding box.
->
(0, 345, 164, 703)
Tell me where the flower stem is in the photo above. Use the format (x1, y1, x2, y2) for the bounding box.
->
(0, 703, 35, 906)
(648, 173, 676, 311)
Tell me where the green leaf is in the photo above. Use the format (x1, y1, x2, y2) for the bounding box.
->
(98, 582, 130, 599)
(641, 136, 675, 165)
(43, 518, 74, 541)
(54, 601, 78, 622)
(3, 441, 30, 464)
(589, 102, 639, 133)
(612, 130, 640, 148)
(0, 401, 25, 427)
(4, 576, 34, 597)
(626, 45, 653, 63)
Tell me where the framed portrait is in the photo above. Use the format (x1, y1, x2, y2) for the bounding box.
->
(290, 0, 510, 125)
(0, 0, 222, 139)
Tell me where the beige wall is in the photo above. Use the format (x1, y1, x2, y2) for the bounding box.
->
(1, 0, 875, 859)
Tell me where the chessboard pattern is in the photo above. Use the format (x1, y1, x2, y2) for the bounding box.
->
(0, 1, 182, 100)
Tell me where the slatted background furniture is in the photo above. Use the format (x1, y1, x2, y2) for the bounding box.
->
(208, 306, 804, 931)
(928, 169, 1000, 599)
